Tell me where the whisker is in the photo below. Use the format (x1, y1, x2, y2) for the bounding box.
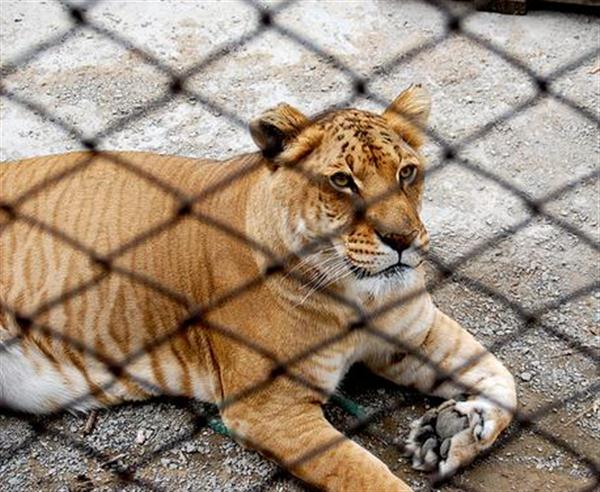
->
(296, 255, 352, 306)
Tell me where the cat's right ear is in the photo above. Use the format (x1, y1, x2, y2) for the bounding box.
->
(250, 103, 311, 169)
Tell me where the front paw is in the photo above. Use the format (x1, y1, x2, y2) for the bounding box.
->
(404, 399, 502, 478)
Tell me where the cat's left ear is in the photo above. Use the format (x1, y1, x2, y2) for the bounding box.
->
(382, 84, 431, 149)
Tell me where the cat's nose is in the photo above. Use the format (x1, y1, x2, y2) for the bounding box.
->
(377, 230, 418, 255)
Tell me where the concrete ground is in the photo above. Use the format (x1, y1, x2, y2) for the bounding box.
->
(0, 0, 598, 491)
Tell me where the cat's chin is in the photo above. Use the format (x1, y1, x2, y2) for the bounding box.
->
(342, 266, 422, 301)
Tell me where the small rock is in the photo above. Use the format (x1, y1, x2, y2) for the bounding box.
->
(520, 371, 533, 382)
(135, 429, 148, 444)
(182, 442, 197, 453)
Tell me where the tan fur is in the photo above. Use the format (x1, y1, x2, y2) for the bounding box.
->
(0, 86, 516, 491)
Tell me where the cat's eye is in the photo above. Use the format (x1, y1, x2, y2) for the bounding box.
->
(398, 164, 418, 185)
(330, 172, 356, 191)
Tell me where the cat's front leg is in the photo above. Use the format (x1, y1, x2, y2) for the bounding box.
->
(221, 379, 413, 491)
(368, 308, 517, 478)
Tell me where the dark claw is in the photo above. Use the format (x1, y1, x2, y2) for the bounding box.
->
(475, 409, 485, 439)
(440, 438, 451, 459)
(414, 424, 435, 442)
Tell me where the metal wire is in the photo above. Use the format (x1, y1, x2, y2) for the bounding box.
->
(0, 0, 598, 490)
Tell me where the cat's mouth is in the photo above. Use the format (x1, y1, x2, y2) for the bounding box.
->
(350, 261, 417, 279)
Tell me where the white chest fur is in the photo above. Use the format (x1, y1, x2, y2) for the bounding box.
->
(345, 268, 435, 363)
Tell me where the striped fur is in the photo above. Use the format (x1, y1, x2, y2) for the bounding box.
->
(0, 86, 516, 491)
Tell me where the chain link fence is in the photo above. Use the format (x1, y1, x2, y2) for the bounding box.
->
(0, 0, 598, 490)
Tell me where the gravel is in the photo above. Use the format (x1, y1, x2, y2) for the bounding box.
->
(1, 1, 598, 491)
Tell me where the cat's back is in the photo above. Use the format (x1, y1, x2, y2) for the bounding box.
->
(0, 151, 228, 412)
(0, 150, 235, 310)
(1, 151, 215, 231)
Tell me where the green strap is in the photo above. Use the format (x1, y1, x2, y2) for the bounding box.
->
(207, 393, 366, 438)
(330, 394, 367, 419)
(208, 417, 231, 437)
